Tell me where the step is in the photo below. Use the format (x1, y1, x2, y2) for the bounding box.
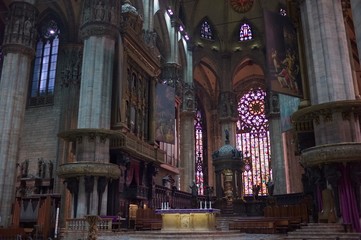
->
(286, 232, 361, 239)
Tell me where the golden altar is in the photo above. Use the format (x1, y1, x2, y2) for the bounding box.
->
(155, 208, 220, 231)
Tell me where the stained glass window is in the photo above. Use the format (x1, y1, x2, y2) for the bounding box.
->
(236, 87, 271, 196)
(200, 20, 213, 40)
(239, 23, 252, 41)
(29, 20, 60, 106)
(280, 8, 287, 16)
(194, 108, 207, 195)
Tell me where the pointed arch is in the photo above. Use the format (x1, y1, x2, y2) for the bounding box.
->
(37, 7, 69, 43)
(193, 57, 219, 103)
(232, 57, 265, 88)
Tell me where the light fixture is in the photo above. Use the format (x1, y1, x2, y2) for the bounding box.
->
(167, 8, 173, 16)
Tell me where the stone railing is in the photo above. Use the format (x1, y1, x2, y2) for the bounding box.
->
(65, 217, 113, 232)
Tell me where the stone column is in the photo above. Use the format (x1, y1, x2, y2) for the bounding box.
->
(297, 0, 361, 225)
(58, 0, 121, 218)
(300, 0, 360, 144)
(180, 82, 196, 191)
(267, 93, 287, 194)
(0, 1, 37, 227)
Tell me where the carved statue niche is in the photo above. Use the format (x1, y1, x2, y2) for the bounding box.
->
(323, 164, 341, 217)
(21, 159, 29, 178)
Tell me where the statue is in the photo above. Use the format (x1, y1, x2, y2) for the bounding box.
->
(190, 181, 198, 208)
(252, 184, 261, 200)
(225, 129, 230, 143)
(266, 177, 274, 196)
(190, 181, 198, 197)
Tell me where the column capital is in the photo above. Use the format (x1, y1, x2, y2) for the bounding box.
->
(181, 82, 196, 112)
(80, 0, 121, 40)
(3, 1, 38, 51)
(160, 63, 183, 96)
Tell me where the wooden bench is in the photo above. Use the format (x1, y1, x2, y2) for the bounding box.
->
(229, 217, 296, 234)
(142, 219, 162, 230)
(0, 227, 27, 238)
(229, 218, 275, 234)
(134, 208, 162, 231)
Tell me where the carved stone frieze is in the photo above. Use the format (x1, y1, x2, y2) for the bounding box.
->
(57, 162, 121, 179)
(301, 142, 361, 167)
(219, 91, 238, 120)
(161, 63, 183, 96)
(182, 82, 195, 112)
(59, 45, 83, 88)
(82, 0, 121, 27)
(58, 128, 118, 142)
(80, 22, 119, 40)
(2, 43, 35, 57)
(3, 2, 38, 49)
(292, 100, 361, 128)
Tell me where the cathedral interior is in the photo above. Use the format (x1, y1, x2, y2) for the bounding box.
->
(0, 0, 361, 239)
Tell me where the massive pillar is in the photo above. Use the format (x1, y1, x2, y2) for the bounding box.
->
(180, 81, 196, 191)
(0, 1, 37, 227)
(268, 93, 287, 194)
(179, 43, 195, 192)
(293, 0, 361, 229)
(57, 0, 121, 218)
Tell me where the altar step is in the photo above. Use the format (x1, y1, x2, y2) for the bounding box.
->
(285, 223, 361, 239)
(221, 205, 234, 215)
(216, 216, 239, 231)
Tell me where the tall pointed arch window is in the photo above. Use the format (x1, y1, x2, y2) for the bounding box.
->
(194, 107, 208, 195)
(29, 20, 60, 107)
(200, 20, 213, 40)
(236, 87, 271, 196)
(239, 23, 252, 41)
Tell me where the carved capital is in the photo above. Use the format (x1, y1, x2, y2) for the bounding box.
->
(3, 2, 38, 49)
(80, 22, 119, 40)
(2, 43, 35, 57)
(82, 0, 121, 27)
(181, 82, 195, 112)
(301, 143, 361, 167)
(292, 100, 361, 128)
(57, 162, 121, 179)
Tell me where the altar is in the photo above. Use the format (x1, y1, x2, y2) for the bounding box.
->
(155, 208, 220, 231)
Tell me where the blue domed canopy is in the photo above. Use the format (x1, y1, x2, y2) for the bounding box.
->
(212, 130, 243, 161)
